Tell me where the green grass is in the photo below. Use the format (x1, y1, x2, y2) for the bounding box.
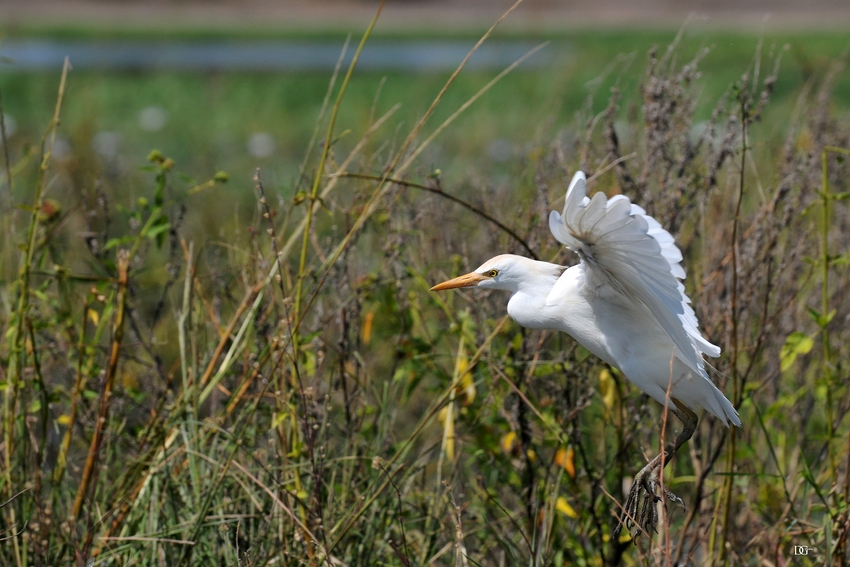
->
(0, 18, 849, 566)
(0, 28, 847, 208)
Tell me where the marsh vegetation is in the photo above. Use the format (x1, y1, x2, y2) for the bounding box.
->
(1, 8, 849, 566)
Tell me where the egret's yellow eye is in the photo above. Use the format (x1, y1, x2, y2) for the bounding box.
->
(488, 269, 499, 277)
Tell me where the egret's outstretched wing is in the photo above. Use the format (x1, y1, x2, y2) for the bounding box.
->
(548, 172, 719, 377)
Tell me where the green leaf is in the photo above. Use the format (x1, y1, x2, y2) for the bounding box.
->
(807, 307, 836, 328)
(780, 331, 814, 372)
(154, 171, 166, 207)
(103, 237, 128, 251)
(177, 173, 197, 185)
(301, 349, 316, 377)
(271, 411, 287, 429)
(822, 309, 837, 326)
(146, 220, 171, 240)
(829, 254, 849, 267)
(392, 363, 412, 383)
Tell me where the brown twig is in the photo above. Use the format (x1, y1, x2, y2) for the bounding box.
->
(53, 293, 91, 485)
(71, 249, 130, 523)
(0, 488, 31, 511)
(336, 172, 539, 260)
(197, 283, 263, 388)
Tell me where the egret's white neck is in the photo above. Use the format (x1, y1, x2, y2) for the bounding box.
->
(505, 261, 563, 330)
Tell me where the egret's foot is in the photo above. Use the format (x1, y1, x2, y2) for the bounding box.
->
(613, 468, 685, 539)
(614, 469, 660, 538)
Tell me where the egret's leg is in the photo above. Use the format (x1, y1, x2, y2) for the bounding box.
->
(614, 399, 698, 538)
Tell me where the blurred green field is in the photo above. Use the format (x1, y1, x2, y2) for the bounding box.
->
(1, 27, 848, 207)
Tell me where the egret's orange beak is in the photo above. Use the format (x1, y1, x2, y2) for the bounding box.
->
(430, 272, 486, 291)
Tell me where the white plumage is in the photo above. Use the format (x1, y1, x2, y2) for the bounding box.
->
(431, 170, 740, 535)
(547, 171, 738, 426)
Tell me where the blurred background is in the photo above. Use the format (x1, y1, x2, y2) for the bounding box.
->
(1, 2, 849, 565)
(0, 0, 848, 217)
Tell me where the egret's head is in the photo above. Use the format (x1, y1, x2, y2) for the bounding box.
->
(430, 254, 562, 294)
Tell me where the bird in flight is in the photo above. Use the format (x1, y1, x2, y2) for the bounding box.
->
(430, 171, 740, 537)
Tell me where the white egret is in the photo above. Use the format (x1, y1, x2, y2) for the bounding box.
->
(431, 171, 740, 536)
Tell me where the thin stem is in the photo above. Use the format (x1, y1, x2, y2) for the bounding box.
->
(177, 241, 202, 505)
(293, 0, 386, 335)
(821, 148, 836, 484)
(716, 98, 748, 566)
(820, 145, 850, 494)
(71, 250, 130, 523)
(336, 172, 539, 259)
(2, 57, 70, 567)
(53, 294, 92, 486)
